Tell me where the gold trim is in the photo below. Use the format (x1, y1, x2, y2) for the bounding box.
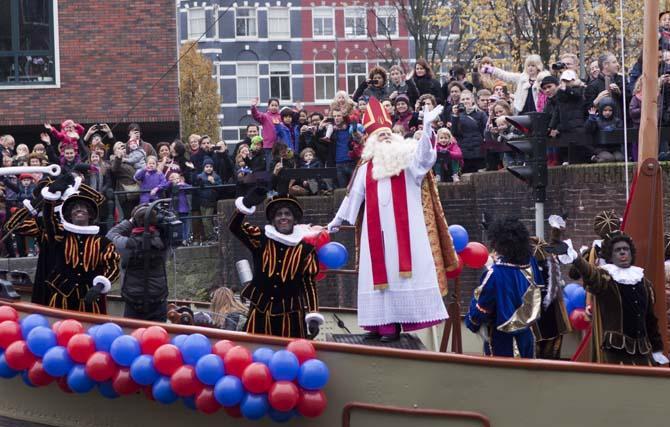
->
(497, 268, 542, 333)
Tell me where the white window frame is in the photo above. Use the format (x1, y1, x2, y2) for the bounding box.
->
(346, 61, 368, 94)
(375, 6, 398, 38)
(313, 62, 336, 101)
(344, 7, 367, 39)
(235, 7, 258, 39)
(187, 7, 206, 40)
(267, 7, 291, 39)
(236, 63, 259, 103)
(269, 62, 292, 101)
(312, 7, 335, 39)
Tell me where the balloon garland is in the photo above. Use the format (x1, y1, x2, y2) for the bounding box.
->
(447, 224, 490, 275)
(0, 307, 329, 421)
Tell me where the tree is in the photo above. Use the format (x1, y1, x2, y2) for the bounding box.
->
(179, 41, 221, 140)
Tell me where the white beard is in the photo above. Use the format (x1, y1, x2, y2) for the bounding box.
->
(361, 133, 417, 180)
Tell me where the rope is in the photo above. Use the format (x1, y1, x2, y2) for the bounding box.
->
(619, 0, 630, 202)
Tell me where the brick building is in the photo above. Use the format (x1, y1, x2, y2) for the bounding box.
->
(0, 0, 180, 144)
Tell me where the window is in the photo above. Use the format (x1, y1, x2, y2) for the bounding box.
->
(236, 63, 258, 102)
(188, 8, 206, 39)
(269, 63, 291, 101)
(376, 6, 397, 37)
(314, 62, 335, 101)
(344, 7, 367, 38)
(346, 62, 367, 94)
(312, 7, 334, 38)
(0, 0, 57, 87)
(236, 7, 257, 38)
(267, 7, 290, 38)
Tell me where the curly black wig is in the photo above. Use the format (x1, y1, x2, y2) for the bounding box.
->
(600, 232, 636, 265)
(488, 217, 531, 265)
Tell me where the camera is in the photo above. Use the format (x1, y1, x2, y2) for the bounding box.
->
(457, 103, 466, 113)
(551, 62, 567, 71)
(151, 202, 182, 245)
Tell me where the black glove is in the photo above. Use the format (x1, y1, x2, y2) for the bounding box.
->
(545, 241, 569, 255)
(73, 163, 91, 175)
(307, 319, 320, 338)
(84, 283, 104, 305)
(242, 187, 267, 208)
(47, 174, 74, 194)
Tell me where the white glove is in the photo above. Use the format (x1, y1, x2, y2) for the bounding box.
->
(327, 217, 343, 233)
(652, 351, 669, 365)
(92, 275, 112, 294)
(422, 104, 444, 128)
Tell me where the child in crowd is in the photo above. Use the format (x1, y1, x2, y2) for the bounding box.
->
(28, 153, 47, 182)
(61, 147, 77, 175)
(299, 147, 321, 169)
(31, 143, 47, 158)
(275, 107, 300, 153)
(134, 155, 168, 204)
(392, 125, 407, 136)
(251, 97, 281, 170)
(235, 144, 252, 179)
(124, 137, 147, 171)
(434, 128, 463, 183)
(247, 136, 267, 172)
(392, 94, 414, 135)
(44, 119, 84, 161)
(585, 99, 624, 163)
(13, 144, 29, 166)
(196, 158, 222, 243)
(167, 171, 192, 245)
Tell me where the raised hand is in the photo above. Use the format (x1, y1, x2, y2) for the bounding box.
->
(423, 104, 444, 127)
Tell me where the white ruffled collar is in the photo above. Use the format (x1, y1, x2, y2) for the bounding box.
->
(264, 224, 307, 246)
(59, 207, 99, 235)
(601, 263, 644, 285)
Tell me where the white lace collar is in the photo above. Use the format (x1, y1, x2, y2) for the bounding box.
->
(600, 263, 644, 285)
(264, 224, 306, 246)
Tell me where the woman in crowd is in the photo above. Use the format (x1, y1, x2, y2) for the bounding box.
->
(353, 66, 392, 102)
(110, 141, 139, 220)
(412, 59, 443, 104)
(482, 54, 546, 114)
(209, 287, 248, 331)
(448, 90, 488, 173)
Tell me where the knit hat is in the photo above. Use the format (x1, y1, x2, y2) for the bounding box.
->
(540, 75, 559, 88)
(251, 136, 263, 146)
(394, 94, 410, 105)
(203, 157, 214, 167)
(18, 173, 34, 181)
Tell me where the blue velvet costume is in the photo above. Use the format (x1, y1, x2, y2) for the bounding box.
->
(465, 258, 543, 358)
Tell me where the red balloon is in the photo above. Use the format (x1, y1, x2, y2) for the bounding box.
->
(287, 339, 316, 364)
(195, 387, 221, 414)
(130, 328, 146, 341)
(144, 386, 155, 401)
(268, 381, 299, 411)
(28, 360, 55, 387)
(0, 320, 22, 349)
(304, 229, 330, 249)
(212, 340, 235, 359)
(51, 321, 62, 334)
(55, 319, 84, 347)
(223, 346, 252, 377)
(0, 306, 18, 323)
(297, 389, 327, 418)
(85, 351, 118, 382)
(315, 270, 327, 281)
(170, 365, 203, 397)
(241, 362, 272, 394)
(460, 242, 489, 269)
(569, 308, 591, 331)
(112, 368, 141, 395)
(154, 344, 184, 376)
(446, 255, 464, 279)
(67, 333, 96, 364)
(224, 405, 242, 418)
(140, 326, 169, 355)
(57, 376, 73, 394)
(4, 340, 36, 371)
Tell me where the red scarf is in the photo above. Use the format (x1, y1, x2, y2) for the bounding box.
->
(132, 226, 159, 234)
(365, 163, 412, 290)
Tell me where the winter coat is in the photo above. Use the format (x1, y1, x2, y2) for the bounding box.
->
(393, 110, 415, 135)
(584, 74, 630, 117)
(167, 182, 191, 214)
(489, 67, 546, 114)
(352, 81, 392, 102)
(585, 98, 623, 133)
(388, 79, 420, 106)
(125, 147, 146, 170)
(196, 172, 222, 207)
(251, 105, 281, 149)
(554, 85, 587, 132)
(629, 94, 642, 126)
(449, 109, 488, 160)
(134, 168, 168, 204)
(412, 75, 443, 104)
(300, 159, 322, 169)
(275, 123, 301, 153)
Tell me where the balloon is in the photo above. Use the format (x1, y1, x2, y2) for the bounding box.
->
(212, 340, 235, 359)
(67, 364, 96, 393)
(460, 242, 489, 269)
(268, 381, 299, 412)
(4, 340, 36, 371)
(152, 376, 178, 404)
(140, 326, 169, 355)
(569, 308, 591, 331)
(448, 224, 469, 253)
(56, 376, 73, 393)
(130, 355, 159, 386)
(144, 385, 155, 401)
(196, 387, 221, 414)
(66, 333, 96, 364)
(213, 375, 245, 407)
(171, 334, 188, 349)
(87, 325, 100, 337)
(564, 284, 586, 313)
(130, 328, 146, 341)
(286, 339, 316, 364)
(51, 321, 62, 334)
(297, 359, 329, 390)
(154, 344, 184, 376)
(0, 320, 23, 349)
(240, 393, 269, 420)
(268, 408, 295, 423)
(317, 242, 348, 269)
(171, 365, 203, 397)
(195, 353, 225, 385)
(224, 346, 252, 377)
(93, 323, 123, 352)
(54, 319, 84, 347)
(269, 350, 299, 381)
(42, 346, 74, 377)
(224, 405, 243, 418)
(241, 362, 272, 394)
(26, 326, 57, 357)
(183, 396, 197, 410)
(315, 270, 327, 281)
(563, 283, 583, 299)
(20, 314, 49, 338)
(303, 229, 330, 249)
(0, 306, 18, 322)
(21, 370, 35, 387)
(28, 360, 54, 386)
(0, 352, 18, 378)
(85, 351, 118, 382)
(252, 347, 274, 366)
(110, 335, 141, 367)
(112, 368, 141, 395)
(297, 389, 327, 418)
(446, 255, 464, 279)
(98, 381, 120, 399)
(181, 333, 211, 365)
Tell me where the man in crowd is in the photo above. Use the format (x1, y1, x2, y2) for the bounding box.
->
(584, 52, 630, 116)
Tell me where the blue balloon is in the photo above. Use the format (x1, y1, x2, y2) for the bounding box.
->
(317, 242, 349, 269)
(252, 347, 274, 365)
(42, 346, 74, 377)
(98, 381, 120, 399)
(448, 224, 469, 253)
(268, 408, 294, 423)
(297, 359, 329, 390)
(26, 326, 56, 358)
(20, 314, 49, 338)
(130, 355, 159, 386)
(195, 354, 225, 386)
(87, 325, 100, 337)
(94, 323, 123, 352)
(110, 335, 141, 367)
(181, 333, 211, 365)
(21, 370, 35, 387)
(564, 284, 586, 313)
(213, 375, 245, 407)
(67, 365, 95, 393)
(240, 393, 269, 420)
(152, 376, 178, 404)
(183, 396, 196, 410)
(269, 350, 299, 381)
(563, 283, 582, 299)
(170, 334, 188, 349)
(0, 352, 18, 379)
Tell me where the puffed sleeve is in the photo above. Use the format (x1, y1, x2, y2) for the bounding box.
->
(465, 268, 497, 332)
